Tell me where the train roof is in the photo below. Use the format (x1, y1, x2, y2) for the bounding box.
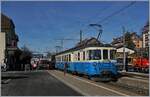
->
(55, 37, 114, 56)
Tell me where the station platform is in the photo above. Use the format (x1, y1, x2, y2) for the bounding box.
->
(47, 70, 148, 96)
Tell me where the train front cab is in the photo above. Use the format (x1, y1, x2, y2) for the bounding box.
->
(83, 47, 118, 82)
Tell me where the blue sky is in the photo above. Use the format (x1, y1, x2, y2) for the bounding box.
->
(1, 1, 149, 53)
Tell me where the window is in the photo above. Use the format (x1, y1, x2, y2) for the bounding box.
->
(103, 50, 108, 59)
(89, 50, 101, 60)
(63, 56, 65, 61)
(65, 55, 67, 61)
(83, 51, 85, 60)
(110, 50, 116, 60)
(69, 54, 71, 61)
(62, 56, 64, 61)
(78, 52, 80, 60)
(66, 55, 68, 62)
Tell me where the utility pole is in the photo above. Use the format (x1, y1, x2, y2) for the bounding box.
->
(122, 26, 126, 72)
(80, 30, 83, 42)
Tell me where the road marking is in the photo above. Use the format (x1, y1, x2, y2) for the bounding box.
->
(48, 70, 130, 96)
(72, 75, 130, 96)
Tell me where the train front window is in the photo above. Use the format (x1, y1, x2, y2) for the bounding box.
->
(89, 50, 101, 60)
(110, 50, 116, 60)
(103, 50, 108, 59)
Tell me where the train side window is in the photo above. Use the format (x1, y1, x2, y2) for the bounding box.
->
(66, 55, 68, 62)
(78, 52, 80, 61)
(73, 53, 76, 61)
(83, 51, 85, 60)
(63, 56, 65, 61)
(69, 54, 71, 62)
(67, 55, 69, 62)
(65, 55, 67, 62)
(62, 56, 64, 61)
(64, 55, 66, 61)
(103, 50, 108, 59)
(67, 55, 68, 62)
(89, 50, 92, 60)
(86, 51, 89, 60)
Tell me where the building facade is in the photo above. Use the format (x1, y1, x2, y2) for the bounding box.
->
(1, 13, 19, 70)
(111, 32, 142, 49)
(130, 32, 142, 49)
(142, 22, 149, 48)
(111, 36, 123, 47)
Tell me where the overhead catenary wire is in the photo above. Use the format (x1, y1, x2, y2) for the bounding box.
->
(96, 1, 136, 24)
(53, 2, 137, 51)
(72, 4, 116, 39)
(91, 1, 136, 43)
(80, 1, 136, 43)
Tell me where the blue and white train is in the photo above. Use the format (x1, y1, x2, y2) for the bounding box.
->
(55, 46, 119, 82)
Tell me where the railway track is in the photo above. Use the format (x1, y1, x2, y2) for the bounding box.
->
(56, 69, 149, 96)
(106, 81, 149, 95)
(119, 71, 149, 81)
(86, 75, 149, 96)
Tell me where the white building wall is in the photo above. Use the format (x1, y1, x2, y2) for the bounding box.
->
(0, 32, 6, 64)
(143, 33, 146, 48)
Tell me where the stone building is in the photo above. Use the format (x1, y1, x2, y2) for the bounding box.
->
(1, 13, 19, 70)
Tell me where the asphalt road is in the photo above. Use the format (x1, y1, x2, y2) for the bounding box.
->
(1, 70, 81, 96)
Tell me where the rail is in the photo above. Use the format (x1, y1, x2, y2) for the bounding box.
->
(119, 71, 149, 78)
